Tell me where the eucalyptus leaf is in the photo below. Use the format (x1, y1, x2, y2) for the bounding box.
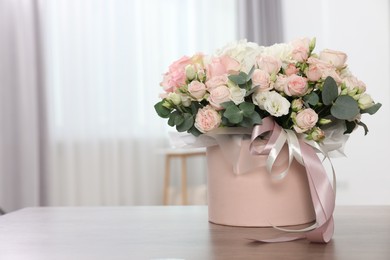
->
(188, 126, 202, 137)
(245, 85, 258, 97)
(221, 101, 235, 109)
(223, 105, 243, 124)
(239, 117, 252, 128)
(221, 116, 235, 127)
(167, 111, 177, 127)
(357, 121, 369, 135)
(322, 76, 338, 105)
(190, 102, 201, 115)
(154, 101, 171, 118)
(361, 103, 382, 115)
(174, 113, 184, 126)
(344, 120, 356, 134)
(250, 111, 262, 125)
(246, 66, 256, 80)
(239, 102, 255, 117)
(228, 72, 247, 85)
(304, 92, 319, 106)
(176, 113, 194, 132)
(330, 95, 359, 120)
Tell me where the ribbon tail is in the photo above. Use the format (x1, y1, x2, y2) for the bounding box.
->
(306, 216, 334, 243)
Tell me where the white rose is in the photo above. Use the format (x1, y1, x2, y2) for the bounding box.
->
(256, 55, 282, 75)
(262, 91, 290, 117)
(215, 39, 264, 73)
(229, 86, 246, 105)
(262, 43, 292, 63)
(358, 93, 374, 110)
(252, 90, 270, 110)
(167, 92, 181, 105)
(180, 94, 191, 107)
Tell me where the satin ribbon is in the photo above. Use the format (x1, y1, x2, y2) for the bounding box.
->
(249, 117, 335, 243)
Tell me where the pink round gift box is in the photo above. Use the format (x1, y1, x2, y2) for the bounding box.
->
(207, 138, 316, 227)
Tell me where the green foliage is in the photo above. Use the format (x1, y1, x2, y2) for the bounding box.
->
(361, 103, 382, 115)
(222, 101, 262, 126)
(176, 113, 194, 132)
(344, 120, 356, 134)
(223, 105, 243, 124)
(228, 72, 248, 85)
(330, 95, 360, 120)
(322, 77, 338, 105)
(154, 100, 171, 118)
(304, 92, 319, 106)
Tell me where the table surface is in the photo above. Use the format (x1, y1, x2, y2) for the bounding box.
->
(0, 206, 389, 260)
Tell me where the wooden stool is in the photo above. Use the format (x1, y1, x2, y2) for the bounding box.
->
(163, 148, 206, 205)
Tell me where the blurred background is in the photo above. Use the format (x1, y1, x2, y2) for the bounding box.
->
(0, 0, 389, 213)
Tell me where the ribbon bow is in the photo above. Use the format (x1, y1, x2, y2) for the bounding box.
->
(250, 117, 336, 243)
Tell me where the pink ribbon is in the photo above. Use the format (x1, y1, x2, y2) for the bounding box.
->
(250, 117, 335, 243)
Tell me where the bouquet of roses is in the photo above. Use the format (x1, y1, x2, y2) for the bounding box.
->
(154, 38, 381, 142)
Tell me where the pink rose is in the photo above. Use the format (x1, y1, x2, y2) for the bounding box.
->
(188, 80, 206, 100)
(284, 75, 308, 96)
(206, 55, 240, 79)
(293, 108, 318, 133)
(291, 38, 310, 62)
(194, 106, 221, 133)
(160, 56, 192, 92)
(306, 63, 322, 81)
(205, 75, 228, 90)
(256, 55, 282, 74)
(252, 69, 272, 91)
(208, 85, 231, 110)
(285, 63, 299, 76)
(319, 49, 347, 69)
(307, 57, 342, 83)
(273, 74, 288, 92)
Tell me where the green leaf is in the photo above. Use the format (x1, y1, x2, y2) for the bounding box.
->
(245, 85, 258, 97)
(223, 105, 243, 124)
(174, 114, 184, 126)
(176, 113, 194, 132)
(331, 95, 360, 120)
(239, 102, 255, 117)
(322, 76, 339, 105)
(188, 126, 202, 137)
(168, 111, 184, 127)
(246, 66, 256, 80)
(228, 72, 248, 85)
(250, 112, 262, 125)
(154, 101, 171, 118)
(220, 101, 235, 109)
(344, 120, 356, 134)
(304, 92, 319, 106)
(357, 121, 369, 135)
(190, 102, 201, 115)
(239, 117, 252, 128)
(239, 111, 262, 128)
(221, 116, 235, 127)
(167, 111, 176, 126)
(361, 103, 382, 115)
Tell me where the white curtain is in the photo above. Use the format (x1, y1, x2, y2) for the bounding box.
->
(0, 0, 44, 212)
(36, 0, 238, 207)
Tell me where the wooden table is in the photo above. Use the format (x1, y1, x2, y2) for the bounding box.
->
(0, 206, 389, 259)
